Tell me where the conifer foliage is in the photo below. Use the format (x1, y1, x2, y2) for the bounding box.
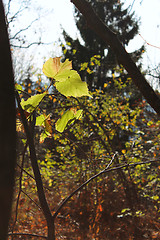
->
(62, 0, 144, 90)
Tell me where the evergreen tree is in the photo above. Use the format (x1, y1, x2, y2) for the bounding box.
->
(62, 0, 144, 91)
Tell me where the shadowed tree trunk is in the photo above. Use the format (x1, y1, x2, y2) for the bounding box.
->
(0, 1, 16, 239)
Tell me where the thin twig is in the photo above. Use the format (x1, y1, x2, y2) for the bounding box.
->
(11, 41, 52, 49)
(8, 232, 47, 239)
(53, 153, 160, 219)
(139, 34, 160, 50)
(103, 158, 160, 174)
(21, 189, 42, 210)
(10, 18, 39, 40)
(16, 163, 51, 192)
(11, 142, 28, 235)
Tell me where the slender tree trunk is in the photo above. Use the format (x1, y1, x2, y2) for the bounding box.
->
(16, 93, 56, 239)
(0, 1, 16, 239)
(47, 221, 55, 240)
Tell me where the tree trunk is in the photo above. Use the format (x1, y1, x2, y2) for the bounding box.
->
(47, 221, 55, 240)
(0, 0, 16, 239)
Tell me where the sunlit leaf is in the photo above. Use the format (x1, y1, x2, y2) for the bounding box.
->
(36, 114, 46, 126)
(151, 195, 159, 201)
(43, 57, 91, 98)
(40, 132, 49, 143)
(55, 71, 92, 98)
(36, 114, 52, 134)
(74, 109, 83, 119)
(42, 57, 72, 80)
(21, 93, 46, 112)
(15, 84, 23, 91)
(122, 149, 126, 154)
(55, 109, 83, 133)
(16, 119, 24, 132)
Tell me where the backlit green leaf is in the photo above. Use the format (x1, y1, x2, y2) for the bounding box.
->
(15, 84, 23, 91)
(21, 93, 46, 112)
(36, 114, 46, 126)
(56, 109, 83, 133)
(55, 71, 92, 98)
(42, 57, 72, 79)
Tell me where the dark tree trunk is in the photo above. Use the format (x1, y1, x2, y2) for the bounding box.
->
(0, 1, 16, 239)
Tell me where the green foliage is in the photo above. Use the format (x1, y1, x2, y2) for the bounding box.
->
(55, 71, 91, 98)
(55, 109, 83, 133)
(21, 92, 46, 112)
(43, 57, 91, 97)
(42, 57, 91, 133)
(15, 84, 23, 91)
(18, 57, 91, 135)
(62, 0, 144, 90)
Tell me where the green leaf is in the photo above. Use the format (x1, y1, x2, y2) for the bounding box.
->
(42, 57, 72, 79)
(40, 132, 49, 143)
(43, 57, 92, 98)
(36, 114, 52, 134)
(21, 93, 46, 112)
(121, 208, 130, 213)
(74, 109, 83, 119)
(151, 195, 159, 201)
(15, 84, 23, 91)
(36, 114, 46, 126)
(55, 109, 83, 133)
(55, 71, 92, 98)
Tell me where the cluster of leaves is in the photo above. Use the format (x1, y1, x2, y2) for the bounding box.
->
(16, 57, 91, 138)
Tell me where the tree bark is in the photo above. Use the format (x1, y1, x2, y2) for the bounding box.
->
(0, 1, 16, 239)
(70, 0, 160, 116)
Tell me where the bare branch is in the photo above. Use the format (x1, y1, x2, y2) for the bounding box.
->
(139, 34, 160, 50)
(11, 41, 52, 49)
(53, 153, 160, 219)
(6, 6, 27, 28)
(21, 189, 42, 210)
(8, 232, 47, 239)
(103, 158, 160, 174)
(11, 142, 28, 233)
(10, 18, 39, 40)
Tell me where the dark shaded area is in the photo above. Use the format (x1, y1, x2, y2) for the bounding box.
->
(0, 1, 16, 239)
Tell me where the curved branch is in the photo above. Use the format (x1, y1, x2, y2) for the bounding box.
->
(10, 18, 39, 40)
(53, 154, 160, 219)
(8, 232, 47, 239)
